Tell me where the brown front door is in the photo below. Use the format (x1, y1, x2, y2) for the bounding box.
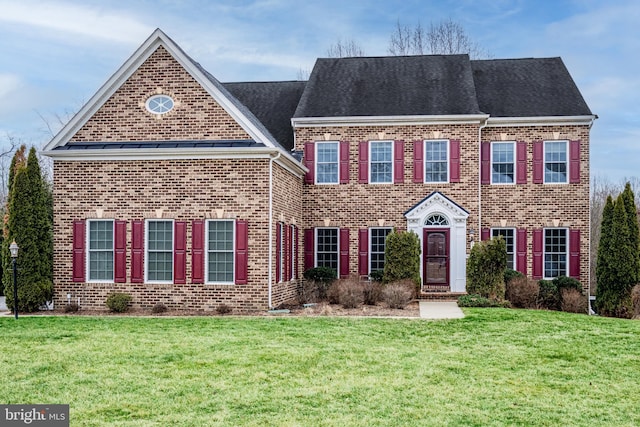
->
(423, 229, 450, 291)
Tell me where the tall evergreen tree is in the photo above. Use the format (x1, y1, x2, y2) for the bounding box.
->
(620, 182, 640, 282)
(3, 146, 53, 312)
(596, 195, 615, 314)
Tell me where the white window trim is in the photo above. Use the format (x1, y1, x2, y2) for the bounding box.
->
(145, 219, 174, 284)
(86, 219, 115, 283)
(543, 227, 569, 280)
(543, 140, 569, 184)
(490, 141, 516, 185)
(369, 140, 393, 184)
(424, 139, 450, 184)
(205, 219, 236, 285)
(490, 227, 516, 270)
(315, 141, 339, 185)
(369, 227, 392, 274)
(145, 94, 174, 115)
(314, 227, 340, 272)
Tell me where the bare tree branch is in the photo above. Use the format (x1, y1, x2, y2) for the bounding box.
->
(326, 38, 365, 58)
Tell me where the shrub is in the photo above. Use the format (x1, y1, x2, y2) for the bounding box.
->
(561, 288, 588, 314)
(363, 281, 383, 305)
(466, 237, 507, 300)
(504, 268, 524, 286)
(64, 302, 79, 313)
(382, 230, 420, 287)
(632, 285, 640, 319)
(152, 302, 168, 314)
(326, 282, 341, 305)
(335, 277, 364, 309)
(298, 280, 319, 304)
(382, 281, 414, 309)
(105, 292, 132, 313)
(457, 294, 510, 308)
(369, 270, 384, 283)
(303, 267, 337, 300)
(537, 280, 559, 310)
(216, 304, 232, 315)
(506, 276, 539, 309)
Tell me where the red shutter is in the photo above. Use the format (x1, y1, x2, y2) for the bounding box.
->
(481, 142, 491, 184)
(516, 228, 527, 276)
(413, 140, 424, 183)
(533, 141, 543, 184)
(304, 142, 315, 184)
(114, 220, 127, 283)
(394, 140, 404, 183)
(340, 141, 350, 184)
(358, 141, 368, 183)
(340, 228, 350, 278)
(289, 225, 295, 281)
(532, 229, 543, 279)
(358, 229, 369, 275)
(191, 220, 204, 284)
(516, 141, 527, 184)
(481, 228, 490, 241)
(304, 228, 314, 272)
(450, 140, 460, 183)
(235, 220, 248, 284)
(72, 220, 85, 282)
(173, 221, 186, 284)
(284, 224, 291, 281)
(569, 229, 580, 279)
(131, 220, 144, 283)
(570, 140, 581, 184)
(276, 222, 282, 282)
(294, 226, 299, 279)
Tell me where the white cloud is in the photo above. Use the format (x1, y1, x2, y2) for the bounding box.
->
(0, 0, 153, 44)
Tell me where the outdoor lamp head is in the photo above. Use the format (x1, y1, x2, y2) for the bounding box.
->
(9, 241, 18, 258)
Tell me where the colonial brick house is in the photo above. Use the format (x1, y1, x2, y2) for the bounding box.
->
(43, 29, 594, 311)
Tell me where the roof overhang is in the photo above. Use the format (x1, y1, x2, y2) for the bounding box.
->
(292, 114, 490, 128)
(485, 115, 597, 127)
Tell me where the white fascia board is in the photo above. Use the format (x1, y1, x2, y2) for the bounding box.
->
(43, 29, 279, 152)
(485, 115, 597, 127)
(291, 114, 490, 128)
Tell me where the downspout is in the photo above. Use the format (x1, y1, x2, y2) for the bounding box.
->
(587, 115, 597, 314)
(267, 151, 282, 310)
(478, 118, 489, 241)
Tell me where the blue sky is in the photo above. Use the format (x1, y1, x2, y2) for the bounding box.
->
(0, 0, 637, 182)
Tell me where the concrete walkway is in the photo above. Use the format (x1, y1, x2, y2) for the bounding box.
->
(419, 301, 465, 319)
(0, 296, 6, 312)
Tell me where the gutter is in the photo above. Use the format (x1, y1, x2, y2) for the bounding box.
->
(267, 151, 282, 309)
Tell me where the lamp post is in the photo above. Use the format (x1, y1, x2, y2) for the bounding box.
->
(9, 241, 18, 320)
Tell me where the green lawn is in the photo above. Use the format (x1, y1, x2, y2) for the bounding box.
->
(0, 310, 639, 426)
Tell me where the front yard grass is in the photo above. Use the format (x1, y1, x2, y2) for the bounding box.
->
(0, 309, 639, 426)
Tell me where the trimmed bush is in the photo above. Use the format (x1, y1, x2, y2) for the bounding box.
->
(106, 292, 132, 313)
(363, 281, 383, 305)
(506, 276, 539, 308)
(537, 280, 559, 310)
(466, 237, 507, 300)
(504, 269, 524, 286)
(382, 281, 414, 309)
(335, 277, 364, 309)
(382, 230, 420, 288)
(152, 303, 168, 314)
(561, 288, 588, 314)
(303, 267, 337, 300)
(458, 294, 510, 308)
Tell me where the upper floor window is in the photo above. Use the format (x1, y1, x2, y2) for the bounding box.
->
(207, 220, 235, 284)
(491, 142, 514, 184)
(146, 220, 173, 283)
(316, 142, 339, 184)
(491, 228, 515, 270)
(544, 141, 568, 184)
(425, 140, 449, 183)
(369, 141, 393, 184)
(88, 220, 114, 282)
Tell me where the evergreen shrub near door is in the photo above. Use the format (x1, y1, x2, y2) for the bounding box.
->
(466, 237, 507, 300)
(382, 230, 420, 289)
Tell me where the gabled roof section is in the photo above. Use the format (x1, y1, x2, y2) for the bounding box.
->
(404, 191, 469, 220)
(43, 29, 285, 152)
(471, 57, 593, 117)
(224, 81, 306, 151)
(294, 54, 482, 118)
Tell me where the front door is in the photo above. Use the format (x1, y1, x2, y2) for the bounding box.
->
(423, 229, 449, 291)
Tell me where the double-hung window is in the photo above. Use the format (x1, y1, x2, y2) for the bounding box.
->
(491, 142, 515, 184)
(370, 141, 393, 183)
(544, 141, 568, 183)
(425, 140, 449, 183)
(316, 228, 339, 273)
(207, 220, 235, 284)
(146, 220, 173, 282)
(491, 228, 515, 270)
(370, 227, 392, 273)
(316, 142, 339, 184)
(544, 228, 567, 278)
(88, 220, 114, 281)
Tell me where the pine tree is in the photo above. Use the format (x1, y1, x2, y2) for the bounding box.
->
(620, 182, 640, 282)
(596, 195, 615, 314)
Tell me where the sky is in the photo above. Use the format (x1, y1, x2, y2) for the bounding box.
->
(0, 0, 637, 182)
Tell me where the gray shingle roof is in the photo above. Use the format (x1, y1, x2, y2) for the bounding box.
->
(224, 81, 306, 151)
(294, 54, 482, 118)
(56, 140, 262, 150)
(471, 57, 592, 117)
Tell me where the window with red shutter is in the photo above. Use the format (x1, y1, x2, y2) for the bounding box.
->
(114, 220, 127, 283)
(235, 220, 249, 284)
(533, 141, 543, 184)
(413, 140, 424, 183)
(394, 140, 404, 183)
(516, 229, 527, 276)
(191, 220, 204, 284)
(340, 141, 350, 184)
(532, 229, 543, 279)
(569, 229, 580, 279)
(570, 140, 581, 184)
(358, 141, 369, 183)
(304, 228, 314, 271)
(449, 140, 460, 183)
(358, 229, 368, 276)
(72, 220, 85, 282)
(304, 142, 314, 184)
(516, 141, 527, 184)
(276, 222, 282, 282)
(481, 142, 491, 184)
(173, 221, 187, 284)
(131, 220, 144, 283)
(339, 228, 350, 278)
